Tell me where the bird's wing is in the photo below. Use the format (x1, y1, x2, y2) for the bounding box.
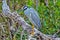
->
(30, 8, 40, 18)
(29, 8, 41, 28)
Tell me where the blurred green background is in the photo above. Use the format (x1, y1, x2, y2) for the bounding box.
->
(0, 0, 60, 39)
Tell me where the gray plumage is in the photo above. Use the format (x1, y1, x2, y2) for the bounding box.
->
(23, 6, 41, 29)
(2, 0, 10, 16)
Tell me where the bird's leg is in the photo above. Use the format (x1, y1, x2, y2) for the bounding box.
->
(31, 24, 34, 36)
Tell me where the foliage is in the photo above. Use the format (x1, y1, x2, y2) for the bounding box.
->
(0, 0, 60, 40)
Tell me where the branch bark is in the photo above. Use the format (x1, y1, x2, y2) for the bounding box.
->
(2, 11, 60, 40)
(0, 23, 6, 40)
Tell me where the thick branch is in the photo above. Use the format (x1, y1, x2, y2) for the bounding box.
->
(2, 11, 60, 40)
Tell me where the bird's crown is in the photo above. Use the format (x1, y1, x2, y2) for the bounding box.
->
(23, 5, 28, 11)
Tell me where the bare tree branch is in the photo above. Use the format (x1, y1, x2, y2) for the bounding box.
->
(2, 11, 60, 40)
(0, 23, 6, 40)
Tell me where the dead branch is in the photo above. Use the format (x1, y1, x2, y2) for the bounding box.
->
(1, 11, 60, 40)
(0, 23, 6, 40)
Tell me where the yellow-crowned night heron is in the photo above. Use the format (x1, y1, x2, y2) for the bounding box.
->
(23, 6, 41, 35)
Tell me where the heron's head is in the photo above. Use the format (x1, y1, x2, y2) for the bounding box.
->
(23, 6, 28, 11)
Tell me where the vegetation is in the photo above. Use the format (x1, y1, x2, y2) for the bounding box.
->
(0, 0, 60, 40)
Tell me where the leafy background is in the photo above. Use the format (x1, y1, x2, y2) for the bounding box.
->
(0, 0, 60, 40)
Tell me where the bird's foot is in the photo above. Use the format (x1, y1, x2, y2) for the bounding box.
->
(30, 29, 34, 36)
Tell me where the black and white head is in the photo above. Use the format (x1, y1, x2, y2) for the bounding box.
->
(23, 5, 28, 11)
